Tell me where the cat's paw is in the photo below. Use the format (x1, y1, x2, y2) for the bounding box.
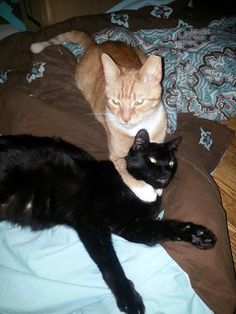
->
(131, 184, 157, 202)
(116, 283, 145, 314)
(176, 223, 217, 250)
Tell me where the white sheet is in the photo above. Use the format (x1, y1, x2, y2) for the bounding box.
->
(0, 222, 213, 314)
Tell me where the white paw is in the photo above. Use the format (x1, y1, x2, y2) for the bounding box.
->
(131, 185, 161, 202)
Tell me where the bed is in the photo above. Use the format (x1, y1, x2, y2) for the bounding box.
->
(0, 1, 236, 313)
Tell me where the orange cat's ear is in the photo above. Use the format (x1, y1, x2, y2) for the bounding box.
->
(139, 55, 162, 84)
(101, 53, 121, 84)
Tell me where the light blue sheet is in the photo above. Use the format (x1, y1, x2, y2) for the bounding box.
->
(0, 222, 213, 314)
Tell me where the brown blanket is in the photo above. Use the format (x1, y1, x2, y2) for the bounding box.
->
(0, 4, 236, 313)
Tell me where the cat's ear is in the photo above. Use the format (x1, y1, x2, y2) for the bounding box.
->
(139, 55, 162, 84)
(101, 53, 121, 84)
(132, 129, 150, 151)
(167, 136, 182, 150)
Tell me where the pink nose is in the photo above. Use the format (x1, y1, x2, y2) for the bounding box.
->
(122, 116, 131, 123)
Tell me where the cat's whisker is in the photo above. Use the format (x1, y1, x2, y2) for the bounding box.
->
(86, 112, 106, 116)
(104, 118, 115, 123)
(95, 112, 107, 116)
(87, 121, 104, 126)
(104, 115, 116, 123)
(172, 176, 181, 183)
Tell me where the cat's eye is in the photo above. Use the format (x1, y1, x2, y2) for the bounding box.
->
(135, 99, 144, 106)
(169, 160, 175, 167)
(111, 99, 120, 106)
(149, 156, 158, 164)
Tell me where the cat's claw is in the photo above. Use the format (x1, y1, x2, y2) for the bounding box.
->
(116, 287, 145, 314)
(177, 223, 217, 249)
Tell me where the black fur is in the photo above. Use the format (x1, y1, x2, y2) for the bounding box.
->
(0, 129, 216, 314)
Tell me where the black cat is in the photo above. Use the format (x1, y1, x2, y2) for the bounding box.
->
(0, 129, 216, 314)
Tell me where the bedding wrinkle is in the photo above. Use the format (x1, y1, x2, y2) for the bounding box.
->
(0, 4, 235, 313)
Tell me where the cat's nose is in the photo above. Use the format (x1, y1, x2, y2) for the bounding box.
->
(120, 107, 132, 123)
(121, 112, 132, 123)
(122, 116, 131, 123)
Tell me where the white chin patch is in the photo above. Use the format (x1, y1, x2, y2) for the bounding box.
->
(131, 185, 163, 202)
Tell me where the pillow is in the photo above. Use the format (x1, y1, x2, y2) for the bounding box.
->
(0, 42, 235, 313)
(163, 122, 235, 313)
(169, 113, 235, 174)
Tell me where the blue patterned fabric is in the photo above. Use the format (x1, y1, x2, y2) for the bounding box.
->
(0, 70, 9, 84)
(26, 62, 46, 83)
(97, 17, 236, 132)
(65, 16, 236, 133)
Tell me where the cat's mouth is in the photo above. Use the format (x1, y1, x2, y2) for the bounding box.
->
(156, 177, 169, 186)
(119, 121, 137, 128)
(149, 178, 169, 189)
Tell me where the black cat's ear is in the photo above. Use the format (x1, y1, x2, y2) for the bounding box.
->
(167, 136, 182, 150)
(132, 129, 150, 151)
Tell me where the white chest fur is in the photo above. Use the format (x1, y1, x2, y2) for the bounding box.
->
(106, 103, 166, 202)
(106, 104, 166, 140)
(132, 186, 163, 202)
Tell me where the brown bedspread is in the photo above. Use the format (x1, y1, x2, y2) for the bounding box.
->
(0, 3, 236, 313)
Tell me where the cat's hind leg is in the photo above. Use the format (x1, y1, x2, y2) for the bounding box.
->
(76, 222, 145, 314)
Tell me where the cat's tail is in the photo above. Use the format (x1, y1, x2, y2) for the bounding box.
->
(30, 31, 95, 54)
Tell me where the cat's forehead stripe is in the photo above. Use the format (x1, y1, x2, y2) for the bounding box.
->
(127, 75, 136, 98)
(120, 74, 136, 99)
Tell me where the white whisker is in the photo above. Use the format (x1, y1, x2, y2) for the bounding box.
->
(105, 116, 116, 123)
(95, 114, 107, 117)
(86, 111, 106, 116)
(87, 121, 103, 125)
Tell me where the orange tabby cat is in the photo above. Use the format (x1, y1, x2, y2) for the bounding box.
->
(31, 31, 167, 201)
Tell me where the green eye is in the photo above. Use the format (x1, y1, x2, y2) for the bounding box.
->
(149, 156, 158, 164)
(169, 160, 175, 167)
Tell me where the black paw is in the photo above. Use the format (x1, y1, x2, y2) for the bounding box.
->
(176, 223, 217, 250)
(116, 281, 145, 314)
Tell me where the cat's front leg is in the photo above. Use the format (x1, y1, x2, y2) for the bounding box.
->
(77, 222, 145, 314)
(116, 220, 216, 250)
(173, 222, 217, 250)
(113, 158, 157, 202)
